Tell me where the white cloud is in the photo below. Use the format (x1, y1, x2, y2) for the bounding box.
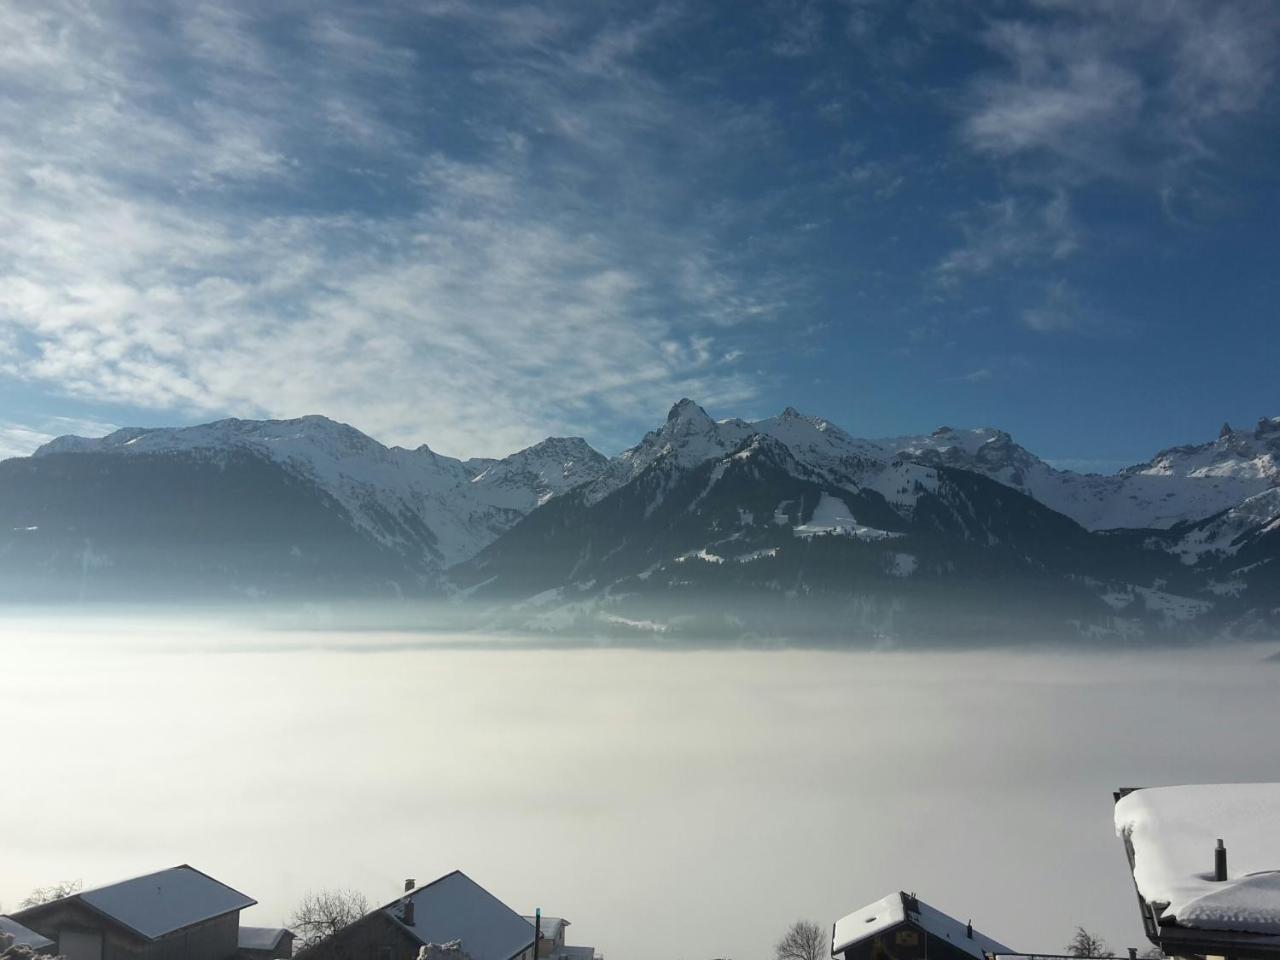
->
(0, 1, 790, 457)
(0, 416, 119, 461)
(937, 191, 1077, 278)
(1021, 279, 1080, 333)
(961, 1, 1280, 186)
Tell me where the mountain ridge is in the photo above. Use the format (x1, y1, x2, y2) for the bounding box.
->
(6, 401, 1279, 641)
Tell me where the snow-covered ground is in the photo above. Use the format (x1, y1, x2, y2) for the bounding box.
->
(793, 493, 903, 541)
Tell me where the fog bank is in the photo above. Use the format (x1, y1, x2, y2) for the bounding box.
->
(3, 620, 1278, 960)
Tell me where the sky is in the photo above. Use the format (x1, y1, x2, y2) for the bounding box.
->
(0, 0, 1277, 466)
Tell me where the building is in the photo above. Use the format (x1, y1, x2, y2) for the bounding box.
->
(0, 916, 56, 957)
(832, 892, 1011, 960)
(296, 871, 536, 960)
(237, 927, 294, 960)
(10, 865, 257, 960)
(1115, 783, 1280, 960)
(520, 915, 598, 960)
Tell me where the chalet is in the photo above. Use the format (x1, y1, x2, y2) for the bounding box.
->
(296, 871, 536, 960)
(0, 916, 56, 956)
(9, 865, 257, 960)
(831, 892, 1011, 960)
(1115, 783, 1280, 960)
(520, 915, 598, 960)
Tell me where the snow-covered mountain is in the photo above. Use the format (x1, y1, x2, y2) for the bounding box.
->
(873, 420, 1280, 531)
(5, 401, 1278, 638)
(584, 401, 1280, 532)
(454, 400, 1280, 641)
(29, 415, 607, 572)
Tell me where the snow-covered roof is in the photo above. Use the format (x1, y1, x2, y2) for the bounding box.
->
(832, 892, 1011, 960)
(238, 926, 293, 951)
(385, 871, 535, 960)
(521, 917, 567, 941)
(1115, 783, 1280, 934)
(24, 865, 257, 940)
(0, 915, 54, 952)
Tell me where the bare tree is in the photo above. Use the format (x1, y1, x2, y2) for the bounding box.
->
(1066, 928, 1109, 958)
(775, 920, 826, 960)
(3, 942, 67, 960)
(20, 880, 82, 909)
(289, 889, 370, 953)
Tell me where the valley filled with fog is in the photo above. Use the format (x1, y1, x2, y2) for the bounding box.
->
(4, 619, 1279, 960)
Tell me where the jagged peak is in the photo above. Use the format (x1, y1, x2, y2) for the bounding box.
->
(666, 398, 713, 425)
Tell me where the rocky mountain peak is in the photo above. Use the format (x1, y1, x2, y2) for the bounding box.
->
(666, 398, 715, 428)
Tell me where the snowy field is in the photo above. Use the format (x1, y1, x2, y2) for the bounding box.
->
(3, 619, 1280, 960)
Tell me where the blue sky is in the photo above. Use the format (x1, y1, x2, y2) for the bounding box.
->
(0, 0, 1276, 467)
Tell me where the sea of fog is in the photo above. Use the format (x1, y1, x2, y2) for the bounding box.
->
(3, 618, 1279, 960)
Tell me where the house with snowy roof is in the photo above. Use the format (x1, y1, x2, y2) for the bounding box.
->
(1115, 783, 1280, 960)
(832, 892, 1011, 960)
(9, 865, 258, 960)
(296, 871, 537, 960)
(520, 914, 598, 960)
(237, 926, 294, 960)
(0, 916, 56, 957)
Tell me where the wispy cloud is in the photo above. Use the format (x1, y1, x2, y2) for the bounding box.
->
(0, 1, 793, 456)
(0, 416, 119, 460)
(960, 1, 1280, 189)
(937, 191, 1076, 279)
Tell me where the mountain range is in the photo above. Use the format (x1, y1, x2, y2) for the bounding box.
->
(3, 401, 1278, 643)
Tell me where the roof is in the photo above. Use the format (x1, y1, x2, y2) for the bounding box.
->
(383, 871, 535, 960)
(239, 927, 293, 951)
(1116, 783, 1280, 935)
(832, 892, 1011, 960)
(0, 916, 54, 952)
(18, 865, 256, 941)
(555, 946, 595, 960)
(521, 917, 567, 941)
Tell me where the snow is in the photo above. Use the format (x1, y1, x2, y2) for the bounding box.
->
(0, 916, 53, 952)
(876, 423, 1280, 532)
(833, 892, 1010, 960)
(521, 916, 566, 941)
(832, 892, 906, 950)
(675, 549, 726, 564)
(1174, 488, 1280, 566)
(734, 547, 779, 563)
(389, 872, 535, 960)
(72, 865, 256, 940)
(794, 494, 904, 541)
(30, 401, 1280, 567)
(1133, 586, 1213, 623)
(1115, 783, 1280, 934)
(33, 417, 607, 569)
(238, 927, 291, 950)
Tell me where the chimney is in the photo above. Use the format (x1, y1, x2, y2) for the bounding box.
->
(1215, 839, 1228, 881)
(403, 898, 416, 926)
(966, 921, 973, 940)
(405, 879, 416, 892)
(1129, 948, 1138, 960)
